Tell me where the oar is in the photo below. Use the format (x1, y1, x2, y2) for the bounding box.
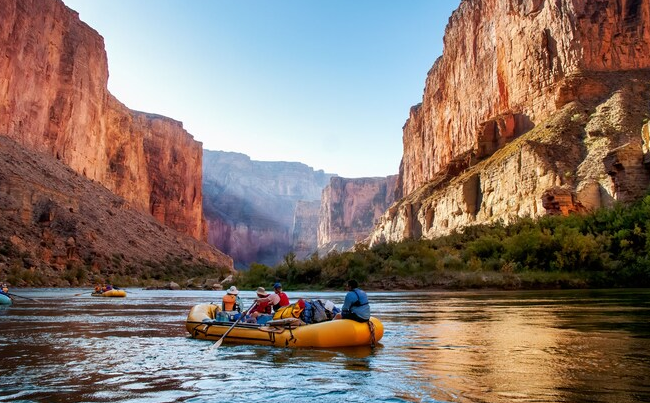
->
(73, 291, 93, 296)
(208, 302, 258, 351)
(6, 292, 42, 302)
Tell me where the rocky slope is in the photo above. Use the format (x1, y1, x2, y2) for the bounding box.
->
(370, 0, 650, 244)
(319, 176, 398, 253)
(202, 150, 334, 268)
(0, 0, 206, 240)
(0, 136, 233, 287)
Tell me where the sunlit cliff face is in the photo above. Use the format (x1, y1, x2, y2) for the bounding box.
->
(0, 0, 206, 241)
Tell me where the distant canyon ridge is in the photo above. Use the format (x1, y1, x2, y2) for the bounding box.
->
(202, 150, 397, 268)
(1, 0, 650, 284)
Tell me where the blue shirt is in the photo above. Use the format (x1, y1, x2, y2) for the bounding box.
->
(341, 288, 370, 321)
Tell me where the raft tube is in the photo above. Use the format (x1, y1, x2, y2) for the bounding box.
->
(91, 289, 127, 297)
(186, 303, 384, 348)
(0, 294, 12, 305)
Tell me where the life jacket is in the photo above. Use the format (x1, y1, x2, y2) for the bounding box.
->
(222, 294, 237, 311)
(273, 292, 290, 311)
(256, 299, 272, 314)
(351, 289, 369, 308)
(273, 299, 305, 320)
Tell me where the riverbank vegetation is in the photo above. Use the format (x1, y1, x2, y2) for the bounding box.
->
(238, 195, 650, 291)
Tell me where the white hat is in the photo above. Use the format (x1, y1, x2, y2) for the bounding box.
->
(227, 286, 239, 295)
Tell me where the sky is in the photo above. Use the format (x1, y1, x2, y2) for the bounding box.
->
(62, 0, 460, 178)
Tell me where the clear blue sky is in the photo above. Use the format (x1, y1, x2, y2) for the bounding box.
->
(62, 0, 460, 178)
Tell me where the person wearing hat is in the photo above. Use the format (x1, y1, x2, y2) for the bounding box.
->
(256, 282, 290, 313)
(222, 285, 242, 312)
(250, 287, 273, 323)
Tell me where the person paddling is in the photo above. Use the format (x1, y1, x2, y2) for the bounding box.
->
(250, 287, 274, 324)
(256, 282, 290, 313)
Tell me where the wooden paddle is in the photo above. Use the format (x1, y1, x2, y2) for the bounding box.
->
(6, 292, 42, 302)
(208, 301, 258, 351)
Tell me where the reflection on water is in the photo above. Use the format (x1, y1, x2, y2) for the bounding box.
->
(0, 288, 648, 402)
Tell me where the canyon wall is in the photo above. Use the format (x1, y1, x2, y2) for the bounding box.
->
(371, 0, 650, 244)
(292, 200, 321, 260)
(0, 136, 232, 286)
(203, 150, 333, 268)
(319, 176, 398, 253)
(0, 0, 206, 240)
(401, 0, 650, 196)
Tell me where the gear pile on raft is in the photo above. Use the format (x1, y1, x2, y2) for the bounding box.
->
(186, 281, 384, 348)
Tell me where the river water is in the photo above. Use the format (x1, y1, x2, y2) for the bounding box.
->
(0, 288, 648, 403)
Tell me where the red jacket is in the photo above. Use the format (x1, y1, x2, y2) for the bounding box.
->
(274, 292, 290, 311)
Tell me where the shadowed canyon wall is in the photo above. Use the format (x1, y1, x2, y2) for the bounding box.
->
(370, 0, 650, 245)
(0, 0, 206, 240)
(202, 150, 334, 268)
(0, 136, 233, 286)
(292, 200, 321, 260)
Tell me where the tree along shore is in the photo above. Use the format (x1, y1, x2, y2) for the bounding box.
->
(238, 195, 650, 292)
(3, 195, 650, 291)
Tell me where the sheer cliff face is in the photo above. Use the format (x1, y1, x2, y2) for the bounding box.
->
(402, 0, 650, 196)
(0, 0, 205, 240)
(203, 150, 333, 268)
(319, 176, 398, 252)
(292, 201, 321, 260)
(372, 0, 650, 245)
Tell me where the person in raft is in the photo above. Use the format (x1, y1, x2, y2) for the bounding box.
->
(1, 283, 8, 295)
(249, 287, 274, 324)
(334, 279, 370, 322)
(256, 282, 290, 313)
(222, 285, 242, 312)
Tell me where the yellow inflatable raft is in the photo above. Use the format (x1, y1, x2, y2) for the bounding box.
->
(186, 303, 383, 348)
(91, 289, 127, 297)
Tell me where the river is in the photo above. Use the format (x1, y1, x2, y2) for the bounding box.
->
(0, 288, 648, 402)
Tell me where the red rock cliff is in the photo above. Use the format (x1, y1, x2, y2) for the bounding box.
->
(0, 0, 206, 240)
(319, 176, 398, 253)
(371, 0, 650, 245)
(402, 0, 650, 196)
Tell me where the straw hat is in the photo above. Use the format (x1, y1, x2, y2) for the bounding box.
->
(227, 285, 239, 295)
(256, 287, 269, 297)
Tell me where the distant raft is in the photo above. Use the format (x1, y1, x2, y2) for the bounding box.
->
(91, 289, 127, 298)
(186, 303, 383, 348)
(0, 293, 12, 305)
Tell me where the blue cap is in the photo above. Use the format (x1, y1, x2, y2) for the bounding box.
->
(273, 282, 282, 289)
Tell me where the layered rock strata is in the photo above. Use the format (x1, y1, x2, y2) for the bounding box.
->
(0, 136, 232, 286)
(401, 0, 650, 197)
(203, 150, 333, 268)
(0, 0, 206, 240)
(370, 74, 650, 244)
(370, 0, 650, 244)
(319, 176, 398, 253)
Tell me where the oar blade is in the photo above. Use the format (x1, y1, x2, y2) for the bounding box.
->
(209, 338, 223, 351)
